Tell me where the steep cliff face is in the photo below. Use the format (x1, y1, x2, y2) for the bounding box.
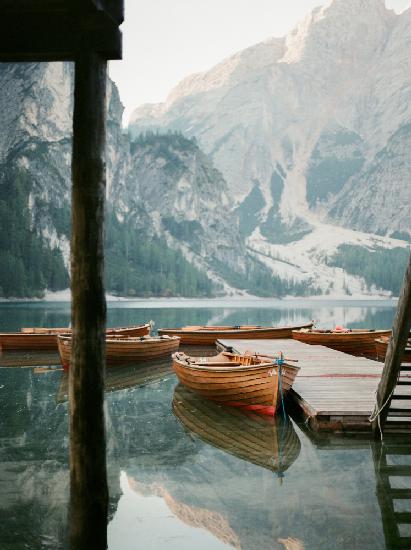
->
(114, 133, 246, 279)
(0, 62, 126, 268)
(0, 63, 250, 297)
(131, 1, 410, 235)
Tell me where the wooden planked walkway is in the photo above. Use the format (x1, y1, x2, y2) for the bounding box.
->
(217, 338, 391, 432)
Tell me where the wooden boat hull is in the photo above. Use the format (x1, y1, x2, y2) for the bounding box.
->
(0, 333, 59, 351)
(172, 384, 301, 472)
(375, 337, 411, 363)
(292, 329, 391, 358)
(172, 352, 299, 416)
(159, 322, 313, 345)
(0, 323, 151, 352)
(58, 335, 180, 367)
(21, 323, 151, 337)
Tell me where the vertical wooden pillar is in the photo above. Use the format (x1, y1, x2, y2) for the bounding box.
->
(69, 49, 108, 549)
(372, 252, 411, 437)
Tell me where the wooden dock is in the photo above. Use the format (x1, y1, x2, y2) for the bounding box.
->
(217, 338, 391, 432)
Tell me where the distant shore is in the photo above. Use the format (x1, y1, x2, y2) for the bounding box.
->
(0, 288, 398, 306)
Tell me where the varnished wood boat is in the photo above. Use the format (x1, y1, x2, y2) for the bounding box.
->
(58, 334, 180, 368)
(158, 322, 313, 345)
(0, 331, 62, 351)
(0, 323, 151, 352)
(172, 351, 300, 416)
(21, 323, 151, 337)
(292, 328, 391, 358)
(375, 335, 411, 363)
(173, 384, 301, 473)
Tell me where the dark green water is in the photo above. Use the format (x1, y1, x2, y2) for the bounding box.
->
(0, 299, 410, 550)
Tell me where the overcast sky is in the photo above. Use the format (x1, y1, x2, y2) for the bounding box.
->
(109, 0, 411, 124)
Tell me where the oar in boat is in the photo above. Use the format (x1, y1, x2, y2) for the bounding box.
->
(243, 350, 299, 363)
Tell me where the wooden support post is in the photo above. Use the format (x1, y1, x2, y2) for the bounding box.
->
(372, 252, 411, 437)
(69, 49, 108, 549)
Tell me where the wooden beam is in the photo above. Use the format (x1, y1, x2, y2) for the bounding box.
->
(69, 49, 108, 549)
(0, 1, 123, 61)
(2, 0, 124, 23)
(372, 252, 411, 436)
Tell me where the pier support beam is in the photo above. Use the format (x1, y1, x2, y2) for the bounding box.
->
(69, 50, 108, 549)
(372, 252, 411, 437)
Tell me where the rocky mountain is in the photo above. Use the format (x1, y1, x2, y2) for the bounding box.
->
(131, 0, 411, 296)
(0, 63, 223, 298)
(0, 63, 277, 298)
(0, 0, 410, 298)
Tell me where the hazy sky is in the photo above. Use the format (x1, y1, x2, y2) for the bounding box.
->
(109, 0, 411, 124)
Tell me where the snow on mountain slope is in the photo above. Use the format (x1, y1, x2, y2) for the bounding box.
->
(247, 221, 407, 298)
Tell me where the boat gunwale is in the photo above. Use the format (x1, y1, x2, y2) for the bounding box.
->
(159, 322, 313, 336)
(20, 323, 151, 334)
(293, 328, 391, 337)
(172, 353, 300, 373)
(58, 334, 180, 345)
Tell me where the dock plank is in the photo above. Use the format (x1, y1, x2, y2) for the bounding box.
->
(217, 338, 389, 432)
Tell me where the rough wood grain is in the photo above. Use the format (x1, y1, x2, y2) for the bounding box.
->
(372, 252, 411, 436)
(218, 338, 396, 432)
(69, 49, 108, 550)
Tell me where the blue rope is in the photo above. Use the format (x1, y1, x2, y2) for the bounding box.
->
(275, 352, 287, 419)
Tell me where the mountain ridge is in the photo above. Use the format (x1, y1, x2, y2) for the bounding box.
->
(129, 0, 410, 296)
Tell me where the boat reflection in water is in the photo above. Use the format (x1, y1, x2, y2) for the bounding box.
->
(0, 350, 60, 368)
(172, 383, 301, 475)
(56, 357, 174, 401)
(122, 385, 302, 550)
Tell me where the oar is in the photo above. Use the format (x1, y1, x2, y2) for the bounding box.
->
(244, 350, 299, 363)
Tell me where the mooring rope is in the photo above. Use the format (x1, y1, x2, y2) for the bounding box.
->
(369, 369, 400, 441)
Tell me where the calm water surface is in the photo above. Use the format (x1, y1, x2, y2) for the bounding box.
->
(0, 299, 409, 550)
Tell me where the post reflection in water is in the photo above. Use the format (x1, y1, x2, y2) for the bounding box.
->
(56, 357, 175, 402)
(372, 440, 411, 550)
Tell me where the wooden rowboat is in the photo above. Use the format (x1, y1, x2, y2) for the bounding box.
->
(292, 328, 391, 358)
(375, 335, 411, 363)
(58, 334, 180, 368)
(158, 322, 313, 345)
(0, 331, 62, 351)
(173, 384, 301, 473)
(0, 323, 151, 352)
(172, 351, 300, 416)
(21, 323, 151, 337)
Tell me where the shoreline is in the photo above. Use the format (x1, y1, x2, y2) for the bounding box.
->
(0, 289, 398, 308)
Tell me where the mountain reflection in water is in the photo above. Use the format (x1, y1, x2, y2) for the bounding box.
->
(0, 300, 405, 549)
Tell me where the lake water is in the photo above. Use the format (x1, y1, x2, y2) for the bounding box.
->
(0, 299, 409, 550)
